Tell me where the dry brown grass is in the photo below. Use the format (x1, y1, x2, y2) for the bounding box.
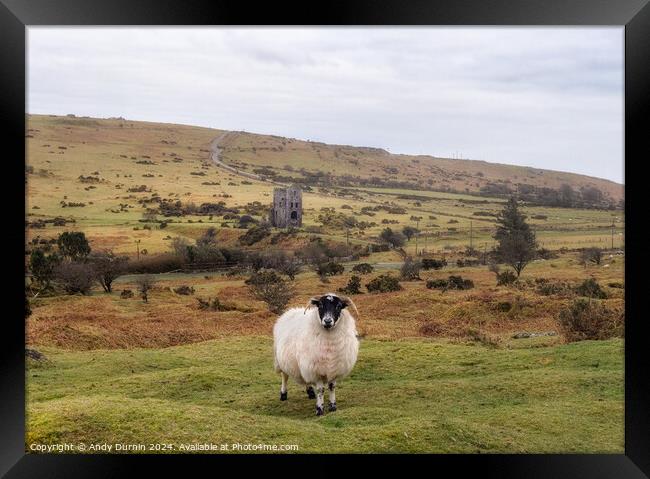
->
(27, 253, 624, 351)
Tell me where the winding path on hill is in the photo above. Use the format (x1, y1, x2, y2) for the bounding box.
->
(209, 132, 287, 186)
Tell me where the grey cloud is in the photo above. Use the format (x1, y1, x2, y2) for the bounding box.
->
(27, 27, 623, 183)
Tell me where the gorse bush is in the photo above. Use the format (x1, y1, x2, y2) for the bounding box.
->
(174, 285, 195, 295)
(559, 298, 623, 342)
(352, 263, 374, 274)
(421, 258, 446, 270)
(316, 261, 345, 278)
(57, 231, 91, 260)
(426, 275, 474, 291)
(339, 275, 363, 295)
(366, 274, 402, 293)
(575, 278, 608, 299)
(496, 270, 517, 286)
(536, 280, 574, 297)
(29, 249, 61, 288)
(239, 224, 271, 246)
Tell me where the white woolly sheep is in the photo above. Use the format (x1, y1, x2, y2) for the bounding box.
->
(273, 293, 359, 415)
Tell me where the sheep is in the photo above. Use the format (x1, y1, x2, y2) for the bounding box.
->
(273, 293, 359, 416)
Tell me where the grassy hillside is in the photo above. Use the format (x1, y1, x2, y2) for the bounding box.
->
(217, 130, 624, 204)
(26, 114, 624, 257)
(27, 336, 623, 454)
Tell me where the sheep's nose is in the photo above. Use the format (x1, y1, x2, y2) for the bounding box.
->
(323, 318, 333, 327)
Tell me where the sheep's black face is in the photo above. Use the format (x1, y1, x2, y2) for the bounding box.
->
(311, 294, 347, 330)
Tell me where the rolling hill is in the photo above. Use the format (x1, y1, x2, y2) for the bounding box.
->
(25, 114, 624, 257)
(216, 129, 623, 207)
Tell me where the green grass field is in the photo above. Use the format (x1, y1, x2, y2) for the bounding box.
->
(27, 336, 623, 453)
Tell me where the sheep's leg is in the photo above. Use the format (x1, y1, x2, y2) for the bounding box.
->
(280, 372, 288, 401)
(315, 383, 325, 416)
(306, 385, 316, 399)
(328, 381, 337, 412)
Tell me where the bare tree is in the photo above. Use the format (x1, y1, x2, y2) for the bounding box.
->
(88, 251, 128, 293)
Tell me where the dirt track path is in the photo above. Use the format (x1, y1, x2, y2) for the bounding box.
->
(209, 133, 286, 186)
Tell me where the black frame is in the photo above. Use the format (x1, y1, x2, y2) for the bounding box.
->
(2, 1, 649, 477)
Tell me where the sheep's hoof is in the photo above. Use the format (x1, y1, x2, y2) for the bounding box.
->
(316, 406, 324, 416)
(306, 386, 316, 399)
(280, 392, 287, 401)
(328, 402, 337, 412)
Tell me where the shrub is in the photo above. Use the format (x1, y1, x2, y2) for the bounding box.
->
(120, 289, 134, 299)
(537, 280, 574, 296)
(580, 247, 603, 266)
(559, 298, 623, 342)
(456, 258, 480, 268)
(352, 263, 374, 274)
(316, 261, 345, 278)
(421, 258, 446, 270)
(419, 321, 444, 337)
(239, 224, 271, 246)
(238, 214, 258, 228)
(496, 270, 517, 286)
(575, 278, 608, 299)
(135, 275, 156, 302)
(339, 275, 363, 295)
(54, 261, 96, 295)
(174, 285, 195, 295)
(366, 274, 402, 293)
(426, 275, 474, 291)
(29, 249, 61, 288)
(246, 269, 295, 314)
(608, 282, 624, 289)
(379, 228, 406, 248)
(402, 226, 419, 241)
(196, 297, 238, 311)
(400, 257, 422, 281)
(57, 231, 91, 260)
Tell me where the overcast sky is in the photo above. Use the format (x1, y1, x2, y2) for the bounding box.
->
(27, 27, 623, 184)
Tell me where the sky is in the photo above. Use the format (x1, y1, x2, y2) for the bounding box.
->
(27, 27, 624, 184)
